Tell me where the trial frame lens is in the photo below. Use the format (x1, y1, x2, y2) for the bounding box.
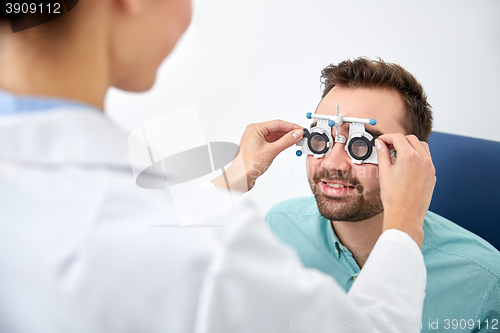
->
(307, 132, 330, 155)
(347, 136, 373, 160)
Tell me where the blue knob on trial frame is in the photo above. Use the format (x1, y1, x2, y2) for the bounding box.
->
(328, 120, 335, 127)
(306, 112, 312, 119)
(369, 119, 377, 125)
(296, 150, 303, 156)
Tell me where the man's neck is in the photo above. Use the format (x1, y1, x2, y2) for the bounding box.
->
(331, 214, 384, 268)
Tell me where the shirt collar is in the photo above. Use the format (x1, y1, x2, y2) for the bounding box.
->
(309, 213, 343, 259)
(0, 91, 131, 169)
(325, 221, 344, 258)
(0, 89, 101, 115)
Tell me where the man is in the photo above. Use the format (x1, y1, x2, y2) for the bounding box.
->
(266, 58, 500, 332)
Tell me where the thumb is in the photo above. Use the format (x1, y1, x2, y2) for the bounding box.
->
(375, 138, 392, 173)
(269, 129, 304, 156)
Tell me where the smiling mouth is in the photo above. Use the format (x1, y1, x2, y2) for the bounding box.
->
(319, 181, 357, 197)
(324, 182, 351, 189)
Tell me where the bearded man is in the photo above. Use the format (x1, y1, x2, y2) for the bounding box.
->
(266, 58, 500, 333)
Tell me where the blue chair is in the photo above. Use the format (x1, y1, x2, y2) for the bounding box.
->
(428, 132, 500, 250)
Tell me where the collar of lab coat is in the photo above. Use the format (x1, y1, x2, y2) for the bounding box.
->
(0, 107, 132, 170)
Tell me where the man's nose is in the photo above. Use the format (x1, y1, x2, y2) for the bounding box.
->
(320, 141, 351, 173)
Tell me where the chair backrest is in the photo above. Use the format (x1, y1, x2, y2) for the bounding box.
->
(428, 132, 500, 250)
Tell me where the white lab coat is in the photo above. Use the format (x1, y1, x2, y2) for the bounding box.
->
(0, 107, 426, 333)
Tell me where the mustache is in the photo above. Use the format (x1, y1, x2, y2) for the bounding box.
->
(312, 168, 361, 187)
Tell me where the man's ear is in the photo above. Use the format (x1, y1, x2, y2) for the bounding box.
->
(115, 0, 142, 15)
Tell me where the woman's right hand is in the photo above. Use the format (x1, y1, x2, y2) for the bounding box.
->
(211, 120, 304, 192)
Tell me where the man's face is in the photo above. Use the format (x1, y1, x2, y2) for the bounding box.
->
(307, 86, 406, 222)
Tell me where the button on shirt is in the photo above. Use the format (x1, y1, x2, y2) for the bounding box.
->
(266, 197, 500, 333)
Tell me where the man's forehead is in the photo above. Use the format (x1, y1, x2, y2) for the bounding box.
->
(309, 119, 383, 138)
(314, 86, 406, 134)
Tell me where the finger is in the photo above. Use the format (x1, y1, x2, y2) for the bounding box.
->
(265, 131, 294, 143)
(259, 120, 303, 136)
(377, 133, 413, 155)
(421, 141, 432, 158)
(375, 138, 392, 172)
(268, 128, 304, 156)
(405, 135, 427, 156)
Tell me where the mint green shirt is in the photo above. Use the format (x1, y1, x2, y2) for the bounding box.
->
(266, 197, 500, 333)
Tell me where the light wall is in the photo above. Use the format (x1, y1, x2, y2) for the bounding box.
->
(107, 0, 500, 215)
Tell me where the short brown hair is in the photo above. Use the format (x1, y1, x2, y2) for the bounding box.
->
(320, 57, 433, 141)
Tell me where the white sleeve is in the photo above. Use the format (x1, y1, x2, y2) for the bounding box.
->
(195, 203, 426, 333)
(347, 229, 426, 332)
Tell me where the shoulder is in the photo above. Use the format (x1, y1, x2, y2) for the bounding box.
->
(422, 211, 500, 278)
(422, 211, 500, 322)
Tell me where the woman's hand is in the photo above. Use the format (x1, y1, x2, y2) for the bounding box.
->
(211, 120, 304, 192)
(376, 134, 436, 248)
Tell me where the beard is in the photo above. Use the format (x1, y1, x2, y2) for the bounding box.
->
(308, 168, 384, 222)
